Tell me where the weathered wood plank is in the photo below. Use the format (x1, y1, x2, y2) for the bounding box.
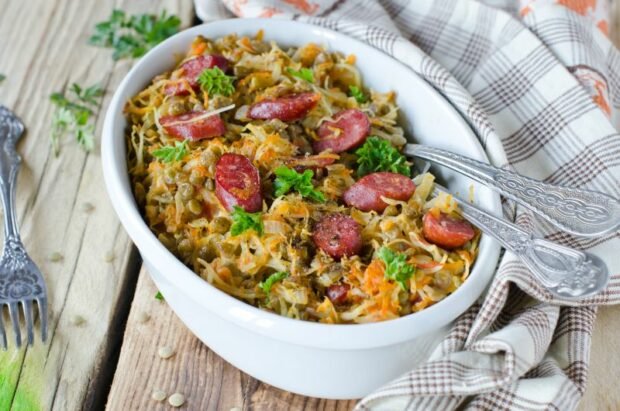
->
(107, 269, 358, 411)
(0, 1, 193, 410)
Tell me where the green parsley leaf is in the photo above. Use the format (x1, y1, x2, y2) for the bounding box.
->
(152, 141, 188, 163)
(355, 136, 411, 177)
(0, 74, 5, 84)
(155, 291, 165, 301)
(50, 82, 104, 156)
(273, 166, 325, 202)
(259, 271, 289, 295)
(230, 206, 263, 236)
(348, 85, 367, 104)
(89, 9, 180, 60)
(286, 67, 314, 83)
(377, 246, 415, 290)
(197, 67, 235, 97)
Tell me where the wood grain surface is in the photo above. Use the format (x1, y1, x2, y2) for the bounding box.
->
(0, 1, 193, 410)
(106, 270, 358, 411)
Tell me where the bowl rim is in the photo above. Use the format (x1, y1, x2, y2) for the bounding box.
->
(102, 18, 501, 350)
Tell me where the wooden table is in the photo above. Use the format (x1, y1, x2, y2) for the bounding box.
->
(0, 1, 617, 410)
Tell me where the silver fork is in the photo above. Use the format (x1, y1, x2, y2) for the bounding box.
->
(405, 144, 620, 237)
(433, 184, 609, 299)
(0, 106, 48, 348)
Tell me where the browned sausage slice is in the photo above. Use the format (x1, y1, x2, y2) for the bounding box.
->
(313, 109, 370, 153)
(312, 214, 362, 260)
(164, 54, 230, 95)
(215, 154, 262, 212)
(160, 111, 226, 141)
(343, 172, 415, 212)
(326, 283, 350, 305)
(247, 92, 320, 121)
(422, 212, 475, 249)
(283, 154, 337, 172)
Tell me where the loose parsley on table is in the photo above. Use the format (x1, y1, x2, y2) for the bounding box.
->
(197, 67, 235, 97)
(89, 9, 181, 60)
(0, 74, 5, 84)
(152, 141, 188, 163)
(273, 166, 325, 202)
(230, 206, 263, 236)
(355, 136, 411, 177)
(348, 85, 367, 104)
(377, 247, 416, 290)
(50, 83, 104, 156)
(286, 67, 314, 83)
(259, 271, 289, 295)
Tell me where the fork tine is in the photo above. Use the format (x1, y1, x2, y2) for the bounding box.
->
(36, 297, 48, 343)
(0, 307, 7, 350)
(21, 300, 34, 346)
(8, 303, 21, 348)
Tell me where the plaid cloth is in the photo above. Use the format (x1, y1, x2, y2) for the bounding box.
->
(195, 0, 620, 409)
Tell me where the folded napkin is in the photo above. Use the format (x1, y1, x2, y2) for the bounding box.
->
(195, 1, 620, 409)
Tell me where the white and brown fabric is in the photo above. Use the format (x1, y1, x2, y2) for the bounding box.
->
(194, 0, 620, 409)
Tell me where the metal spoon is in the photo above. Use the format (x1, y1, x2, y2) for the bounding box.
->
(405, 144, 620, 237)
(433, 184, 609, 299)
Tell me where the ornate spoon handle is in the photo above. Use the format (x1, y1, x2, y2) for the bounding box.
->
(434, 186, 610, 299)
(0, 106, 24, 243)
(407, 144, 620, 237)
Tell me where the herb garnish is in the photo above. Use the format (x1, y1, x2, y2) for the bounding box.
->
(355, 136, 411, 177)
(230, 206, 263, 236)
(155, 291, 165, 301)
(152, 141, 188, 163)
(50, 83, 104, 156)
(197, 67, 235, 97)
(286, 67, 314, 83)
(348, 85, 367, 104)
(273, 166, 325, 202)
(0, 74, 5, 84)
(89, 9, 181, 60)
(377, 247, 415, 290)
(259, 271, 289, 295)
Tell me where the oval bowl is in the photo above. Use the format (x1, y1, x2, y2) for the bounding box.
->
(102, 18, 501, 399)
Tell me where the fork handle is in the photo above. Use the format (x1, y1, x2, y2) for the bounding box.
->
(437, 188, 610, 299)
(0, 108, 23, 241)
(406, 144, 620, 237)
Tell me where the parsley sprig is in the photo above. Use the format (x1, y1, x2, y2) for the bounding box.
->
(273, 166, 325, 202)
(377, 247, 415, 290)
(230, 206, 263, 236)
(355, 136, 411, 177)
(286, 67, 314, 83)
(259, 271, 289, 295)
(50, 83, 104, 156)
(155, 291, 165, 301)
(197, 67, 235, 97)
(152, 141, 188, 163)
(89, 9, 181, 60)
(348, 85, 367, 104)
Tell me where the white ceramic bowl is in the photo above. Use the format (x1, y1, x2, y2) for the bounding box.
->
(102, 18, 501, 399)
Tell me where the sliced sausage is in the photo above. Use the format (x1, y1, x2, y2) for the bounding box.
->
(312, 214, 362, 260)
(343, 172, 415, 213)
(248, 92, 320, 122)
(164, 54, 230, 95)
(326, 283, 350, 305)
(284, 154, 337, 173)
(422, 212, 475, 249)
(160, 111, 226, 141)
(215, 154, 262, 213)
(313, 109, 370, 153)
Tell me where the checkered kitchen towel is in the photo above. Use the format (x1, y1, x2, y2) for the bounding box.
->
(195, 0, 620, 409)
